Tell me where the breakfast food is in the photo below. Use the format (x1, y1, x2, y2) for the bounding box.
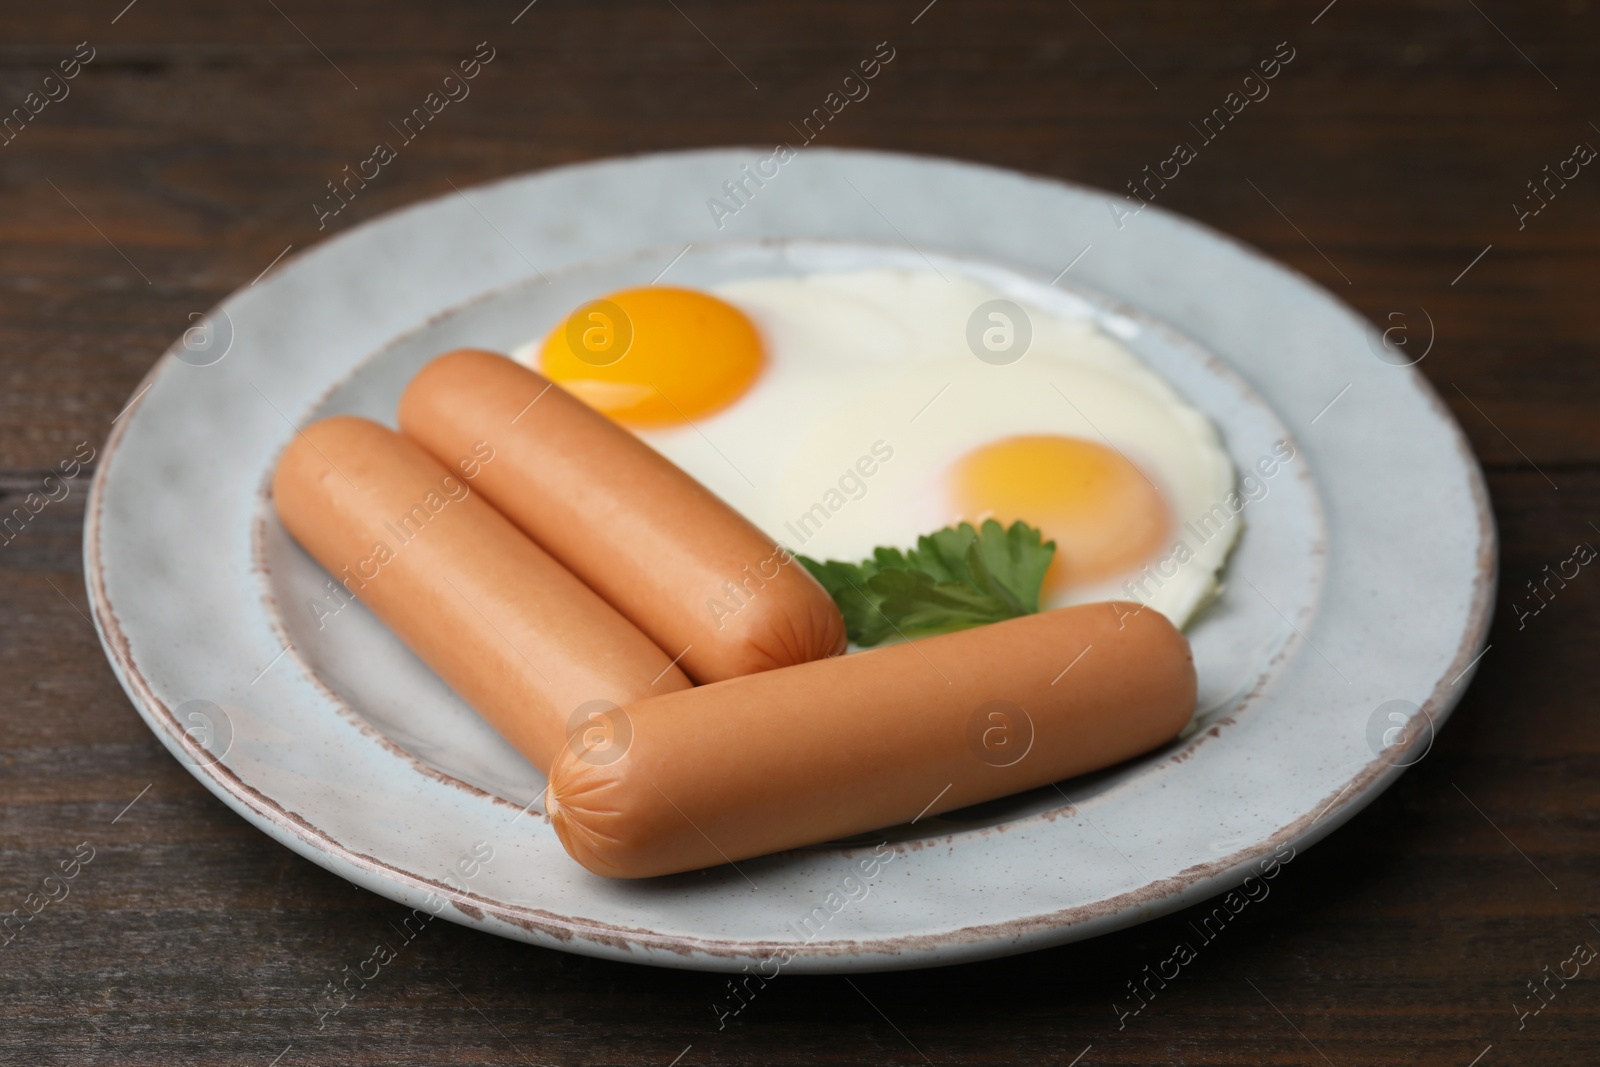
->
(547, 600, 1196, 878)
(272, 415, 692, 772)
(271, 263, 1239, 880)
(399, 349, 847, 684)
(512, 269, 1240, 629)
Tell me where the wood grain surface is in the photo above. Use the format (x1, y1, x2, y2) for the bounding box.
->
(2, 1, 1597, 1064)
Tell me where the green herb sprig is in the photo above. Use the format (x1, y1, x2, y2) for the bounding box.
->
(798, 520, 1056, 647)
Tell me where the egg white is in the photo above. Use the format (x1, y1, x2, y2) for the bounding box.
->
(514, 268, 1240, 629)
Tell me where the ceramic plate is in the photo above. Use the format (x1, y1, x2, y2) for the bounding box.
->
(85, 148, 1493, 973)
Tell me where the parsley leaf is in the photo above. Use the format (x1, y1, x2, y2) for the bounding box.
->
(798, 520, 1056, 647)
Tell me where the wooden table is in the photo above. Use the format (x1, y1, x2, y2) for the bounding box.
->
(3, 1, 1596, 1063)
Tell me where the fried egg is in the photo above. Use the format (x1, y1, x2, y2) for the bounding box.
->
(513, 268, 1240, 629)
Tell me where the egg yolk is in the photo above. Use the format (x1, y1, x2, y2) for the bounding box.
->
(539, 286, 764, 426)
(948, 434, 1171, 592)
